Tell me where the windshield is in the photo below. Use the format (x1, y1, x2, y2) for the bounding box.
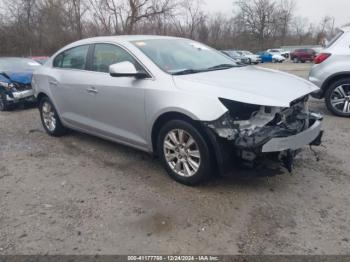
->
(243, 51, 253, 55)
(132, 39, 237, 74)
(0, 58, 41, 72)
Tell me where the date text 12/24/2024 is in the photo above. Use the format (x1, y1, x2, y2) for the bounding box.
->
(128, 256, 220, 261)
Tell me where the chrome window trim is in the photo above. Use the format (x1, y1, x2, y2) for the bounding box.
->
(52, 41, 155, 80)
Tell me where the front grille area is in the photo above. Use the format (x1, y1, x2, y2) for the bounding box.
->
(14, 83, 32, 91)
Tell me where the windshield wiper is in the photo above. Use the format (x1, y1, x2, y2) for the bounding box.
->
(172, 69, 204, 76)
(206, 64, 236, 71)
(172, 64, 236, 75)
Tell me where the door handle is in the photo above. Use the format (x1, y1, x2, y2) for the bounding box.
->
(86, 87, 98, 94)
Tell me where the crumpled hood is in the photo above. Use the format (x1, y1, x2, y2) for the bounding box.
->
(173, 66, 319, 107)
(0, 71, 33, 85)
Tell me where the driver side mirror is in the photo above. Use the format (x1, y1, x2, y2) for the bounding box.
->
(109, 61, 148, 79)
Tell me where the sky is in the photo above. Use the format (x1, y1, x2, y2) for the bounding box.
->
(204, 0, 350, 27)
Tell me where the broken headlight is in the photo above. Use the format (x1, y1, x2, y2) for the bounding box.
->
(219, 98, 262, 120)
(0, 81, 9, 89)
(0, 82, 15, 91)
(204, 112, 239, 140)
(206, 99, 285, 139)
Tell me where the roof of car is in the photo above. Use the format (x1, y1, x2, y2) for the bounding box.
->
(73, 35, 183, 45)
(59, 35, 190, 52)
(0, 57, 37, 60)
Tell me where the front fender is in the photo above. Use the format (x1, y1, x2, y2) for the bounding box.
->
(145, 89, 228, 151)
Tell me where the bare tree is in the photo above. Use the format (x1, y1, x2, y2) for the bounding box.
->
(172, 0, 204, 39)
(292, 16, 308, 45)
(118, 0, 177, 34)
(275, 0, 295, 45)
(235, 0, 277, 49)
(87, 0, 114, 34)
(0, 0, 344, 56)
(65, 0, 88, 39)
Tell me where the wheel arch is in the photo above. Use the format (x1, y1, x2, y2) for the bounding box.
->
(321, 72, 350, 98)
(151, 111, 200, 154)
(37, 92, 49, 103)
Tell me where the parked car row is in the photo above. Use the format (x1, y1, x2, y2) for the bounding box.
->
(221, 50, 251, 64)
(256, 51, 286, 63)
(224, 47, 326, 65)
(267, 49, 290, 59)
(222, 49, 288, 64)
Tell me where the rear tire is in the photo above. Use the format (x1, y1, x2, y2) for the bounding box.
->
(0, 99, 8, 112)
(325, 78, 350, 117)
(0, 94, 10, 111)
(157, 119, 213, 186)
(39, 97, 67, 136)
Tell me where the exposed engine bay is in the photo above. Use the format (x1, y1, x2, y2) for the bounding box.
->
(204, 96, 324, 172)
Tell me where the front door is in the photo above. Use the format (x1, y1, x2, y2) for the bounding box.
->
(82, 43, 149, 148)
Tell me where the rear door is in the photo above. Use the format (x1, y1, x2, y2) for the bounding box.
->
(50, 45, 97, 131)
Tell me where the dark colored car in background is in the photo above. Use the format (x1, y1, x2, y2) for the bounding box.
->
(0, 57, 41, 111)
(290, 49, 316, 63)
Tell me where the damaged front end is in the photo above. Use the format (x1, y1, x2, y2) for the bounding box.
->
(0, 72, 36, 111)
(204, 96, 324, 173)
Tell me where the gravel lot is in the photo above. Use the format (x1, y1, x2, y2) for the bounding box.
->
(1, 62, 350, 255)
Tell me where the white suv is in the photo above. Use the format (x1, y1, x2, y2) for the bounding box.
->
(309, 26, 350, 117)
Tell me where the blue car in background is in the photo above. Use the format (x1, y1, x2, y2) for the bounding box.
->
(0, 57, 41, 111)
(256, 51, 286, 63)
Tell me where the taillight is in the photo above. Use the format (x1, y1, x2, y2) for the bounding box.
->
(314, 53, 331, 64)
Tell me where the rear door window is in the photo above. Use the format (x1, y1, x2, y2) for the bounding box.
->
(53, 45, 89, 70)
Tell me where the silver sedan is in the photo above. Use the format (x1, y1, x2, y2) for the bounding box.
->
(33, 36, 324, 185)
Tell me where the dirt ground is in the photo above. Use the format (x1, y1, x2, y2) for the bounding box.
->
(1, 62, 350, 255)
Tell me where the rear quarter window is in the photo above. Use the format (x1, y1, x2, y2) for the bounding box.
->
(326, 31, 344, 48)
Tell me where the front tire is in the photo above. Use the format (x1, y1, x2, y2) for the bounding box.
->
(157, 120, 213, 186)
(0, 94, 10, 111)
(325, 78, 350, 117)
(39, 97, 67, 136)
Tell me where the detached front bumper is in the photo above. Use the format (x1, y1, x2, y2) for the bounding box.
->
(6, 89, 35, 103)
(262, 120, 322, 152)
(204, 113, 324, 175)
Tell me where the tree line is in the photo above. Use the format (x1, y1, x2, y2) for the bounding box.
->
(0, 0, 344, 57)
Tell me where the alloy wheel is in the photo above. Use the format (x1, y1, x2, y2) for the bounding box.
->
(42, 101, 57, 132)
(330, 84, 350, 114)
(163, 129, 201, 178)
